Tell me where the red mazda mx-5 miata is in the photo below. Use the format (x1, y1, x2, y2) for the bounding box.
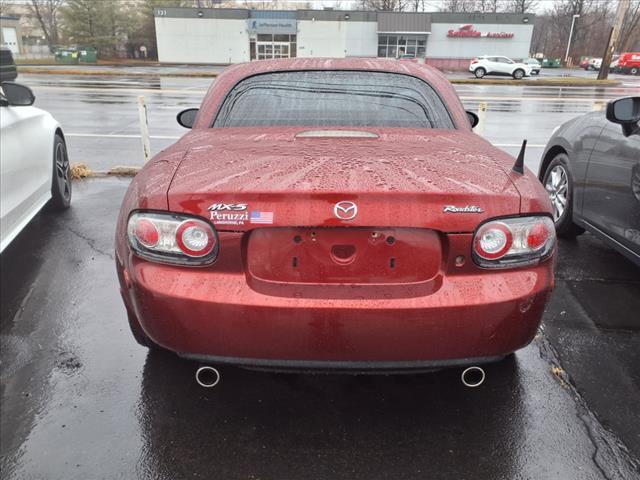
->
(115, 58, 555, 380)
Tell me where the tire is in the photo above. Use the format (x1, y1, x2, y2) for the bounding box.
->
(631, 67, 639, 75)
(631, 165, 640, 202)
(542, 154, 584, 238)
(512, 69, 525, 80)
(474, 67, 486, 79)
(50, 134, 72, 210)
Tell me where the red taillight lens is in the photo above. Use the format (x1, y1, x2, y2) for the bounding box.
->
(134, 218, 159, 247)
(474, 222, 512, 260)
(527, 222, 549, 250)
(471, 59, 478, 64)
(176, 220, 215, 257)
(472, 216, 555, 268)
(127, 212, 218, 266)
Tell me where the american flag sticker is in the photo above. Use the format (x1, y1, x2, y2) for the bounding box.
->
(250, 211, 274, 225)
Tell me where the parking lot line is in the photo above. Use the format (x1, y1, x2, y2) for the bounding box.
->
(66, 133, 181, 140)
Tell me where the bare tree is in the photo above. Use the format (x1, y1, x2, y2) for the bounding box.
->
(362, 0, 407, 11)
(28, 0, 63, 50)
(440, 0, 478, 12)
(408, 0, 425, 12)
(509, 0, 537, 14)
(529, 0, 627, 62)
(476, 0, 500, 12)
(618, 0, 640, 51)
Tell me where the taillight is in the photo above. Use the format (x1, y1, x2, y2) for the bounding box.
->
(127, 212, 218, 265)
(471, 58, 478, 64)
(474, 222, 512, 260)
(472, 216, 555, 268)
(134, 218, 159, 248)
(176, 220, 215, 257)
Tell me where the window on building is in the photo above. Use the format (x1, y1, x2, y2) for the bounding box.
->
(255, 34, 297, 60)
(378, 34, 428, 58)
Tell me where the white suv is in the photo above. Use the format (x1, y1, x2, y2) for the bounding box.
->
(469, 56, 532, 80)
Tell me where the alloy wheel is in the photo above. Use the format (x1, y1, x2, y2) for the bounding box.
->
(55, 142, 71, 201)
(545, 165, 569, 222)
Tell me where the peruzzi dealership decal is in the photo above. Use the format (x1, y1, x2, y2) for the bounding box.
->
(207, 202, 274, 226)
(447, 24, 514, 39)
(209, 202, 248, 225)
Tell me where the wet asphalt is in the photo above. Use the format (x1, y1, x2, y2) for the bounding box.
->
(1, 177, 639, 480)
(2, 70, 640, 478)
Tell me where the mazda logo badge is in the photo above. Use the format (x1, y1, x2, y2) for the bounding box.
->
(334, 201, 358, 220)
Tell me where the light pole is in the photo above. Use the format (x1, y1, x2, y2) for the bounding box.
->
(565, 14, 580, 65)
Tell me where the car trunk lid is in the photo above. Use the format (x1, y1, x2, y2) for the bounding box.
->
(167, 127, 520, 233)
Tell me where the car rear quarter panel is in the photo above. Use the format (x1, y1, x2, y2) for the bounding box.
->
(540, 112, 607, 215)
(115, 148, 188, 268)
(0, 107, 60, 252)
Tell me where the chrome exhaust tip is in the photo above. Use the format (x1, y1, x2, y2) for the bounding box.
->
(195, 366, 221, 388)
(461, 366, 485, 388)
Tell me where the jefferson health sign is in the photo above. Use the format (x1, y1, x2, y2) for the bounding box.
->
(247, 19, 297, 35)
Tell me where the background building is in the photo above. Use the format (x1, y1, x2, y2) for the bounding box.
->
(154, 7, 534, 69)
(0, 15, 24, 55)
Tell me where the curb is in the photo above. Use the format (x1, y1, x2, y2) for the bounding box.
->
(19, 67, 622, 86)
(108, 166, 141, 176)
(70, 165, 141, 179)
(17, 67, 219, 78)
(450, 78, 622, 86)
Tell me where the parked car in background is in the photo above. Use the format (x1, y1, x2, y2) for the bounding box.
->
(609, 58, 620, 73)
(579, 57, 592, 69)
(540, 96, 640, 266)
(521, 57, 541, 75)
(469, 55, 532, 79)
(617, 52, 640, 75)
(116, 58, 556, 377)
(0, 82, 72, 252)
(585, 58, 602, 70)
(0, 48, 18, 82)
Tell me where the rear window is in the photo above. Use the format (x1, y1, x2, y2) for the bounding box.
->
(213, 71, 454, 129)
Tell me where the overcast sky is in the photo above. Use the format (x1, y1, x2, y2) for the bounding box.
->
(295, 0, 621, 14)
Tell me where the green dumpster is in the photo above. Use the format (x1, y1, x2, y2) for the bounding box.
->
(55, 48, 79, 64)
(78, 47, 97, 63)
(541, 58, 561, 68)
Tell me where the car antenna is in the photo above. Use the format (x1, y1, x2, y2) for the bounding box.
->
(513, 139, 526, 174)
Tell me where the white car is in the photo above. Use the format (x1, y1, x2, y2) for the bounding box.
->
(0, 82, 71, 253)
(585, 58, 602, 71)
(469, 55, 532, 79)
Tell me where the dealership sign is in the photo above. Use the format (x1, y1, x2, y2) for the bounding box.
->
(447, 24, 514, 39)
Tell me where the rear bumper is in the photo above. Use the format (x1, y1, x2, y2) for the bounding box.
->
(120, 256, 554, 366)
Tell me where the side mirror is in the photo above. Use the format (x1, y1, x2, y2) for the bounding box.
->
(466, 110, 479, 128)
(1, 82, 35, 106)
(606, 97, 640, 136)
(177, 108, 199, 129)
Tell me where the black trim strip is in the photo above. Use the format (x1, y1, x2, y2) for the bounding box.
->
(179, 352, 504, 371)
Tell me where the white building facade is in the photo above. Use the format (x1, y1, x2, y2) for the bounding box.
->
(154, 8, 534, 69)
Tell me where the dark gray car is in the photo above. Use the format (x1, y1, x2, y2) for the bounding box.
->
(0, 47, 18, 82)
(539, 97, 640, 266)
